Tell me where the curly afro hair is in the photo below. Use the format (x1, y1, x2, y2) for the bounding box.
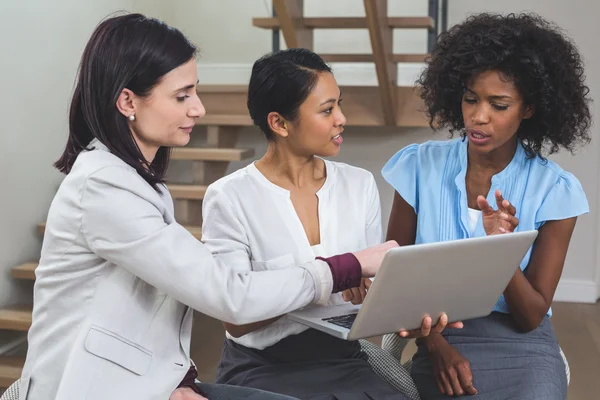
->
(418, 13, 592, 157)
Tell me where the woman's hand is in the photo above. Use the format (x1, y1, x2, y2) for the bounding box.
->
(427, 335, 478, 396)
(352, 240, 399, 277)
(478, 190, 519, 235)
(398, 313, 463, 338)
(342, 278, 372, 304)
(169, 387, 208, 400)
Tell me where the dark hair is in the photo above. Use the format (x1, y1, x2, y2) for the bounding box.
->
(55, 13, 197, 189)
(418, 12, 591, 157)
(247, 48, 332, 141)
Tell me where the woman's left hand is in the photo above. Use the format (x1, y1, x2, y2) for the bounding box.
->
(478, 190, 519, 235)
(399, 313, 464, 338)
(342, 277, 372, 305)
(169, 387, 208, 400)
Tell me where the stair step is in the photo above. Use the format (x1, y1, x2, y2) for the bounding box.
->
(253, 16, 435, 30)
(320, 53, 428, 63)
(195, 115, 253, 126)
(184, 226, 202, 240)
(167, 184, 208, 200)
(192, 85, 428, 127)
(197, 85, 247, 94)
(11, 262, 37, 280)
(388, 17, 435, 30)
(0, 356, 24, 389)
(171, 148, 254, 162)
(0, 306, 32, 331)
(392, 54, 429, 63)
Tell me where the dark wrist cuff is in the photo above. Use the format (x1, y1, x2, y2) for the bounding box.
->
(316, 253, 362, 293)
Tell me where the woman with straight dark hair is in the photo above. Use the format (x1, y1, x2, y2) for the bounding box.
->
(201, 48, 464, 400)
(18, 14, 397, 400)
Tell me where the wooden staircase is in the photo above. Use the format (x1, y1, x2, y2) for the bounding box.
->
(0, 356, 24, 389)
(1, 0, 437, 387)
(253, 0, 434, 126)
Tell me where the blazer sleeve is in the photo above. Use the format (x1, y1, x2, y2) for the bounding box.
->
(80, 165, 333, 325)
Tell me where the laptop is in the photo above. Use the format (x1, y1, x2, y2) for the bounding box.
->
(288, 230, 538, 341)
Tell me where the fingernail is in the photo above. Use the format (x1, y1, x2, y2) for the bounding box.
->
(499, 227, 506, 233)
(501, 213, 508, 219)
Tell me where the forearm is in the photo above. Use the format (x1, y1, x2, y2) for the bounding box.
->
(385, 192, 417, 246)
(223, 316, 282, 338)
(421, 332, 449, 353)
(503, 268, 550, 332)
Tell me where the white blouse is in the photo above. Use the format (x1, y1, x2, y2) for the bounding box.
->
(467, 208, 482, 236)
(202, 159, 383, 349)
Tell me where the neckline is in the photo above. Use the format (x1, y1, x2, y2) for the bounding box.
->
(458, 138, 526, 184)
(247, 158, 335, 198)
(455, 139, 525, 238)
(247, 159, 334, 251)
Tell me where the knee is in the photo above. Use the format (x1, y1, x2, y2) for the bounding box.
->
(519, 383, 565, 400)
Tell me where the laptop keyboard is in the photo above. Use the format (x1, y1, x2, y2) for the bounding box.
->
(322, 313, 358, 329)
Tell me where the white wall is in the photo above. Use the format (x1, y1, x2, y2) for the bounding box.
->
(166, 0, 599, 302)
(175, 0, 428, 86)
(0, 0, 170, 313)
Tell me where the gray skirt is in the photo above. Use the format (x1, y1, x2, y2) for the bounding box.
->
(215, 328, 409, 400)
(411, 312, 567, 400)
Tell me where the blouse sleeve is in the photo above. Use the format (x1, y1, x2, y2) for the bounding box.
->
(535, 171, 589, 225)
(365, 172, 384, 246)
(381, 143, 420, 213)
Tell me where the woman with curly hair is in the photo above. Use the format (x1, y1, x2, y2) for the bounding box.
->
(382, 13, 591, 400)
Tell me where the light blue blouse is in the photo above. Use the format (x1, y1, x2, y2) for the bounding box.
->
(382, 138, 589, 316)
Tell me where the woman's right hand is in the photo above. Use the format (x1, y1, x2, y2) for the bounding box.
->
(478, 190, 519, 235)
(427, 335, 478, 396)
(352, 240, 399, 277)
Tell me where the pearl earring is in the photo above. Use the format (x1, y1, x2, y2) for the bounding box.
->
(128, 114, 135, 121)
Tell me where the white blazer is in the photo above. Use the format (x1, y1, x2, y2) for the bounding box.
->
(19, 139, 333, 400)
